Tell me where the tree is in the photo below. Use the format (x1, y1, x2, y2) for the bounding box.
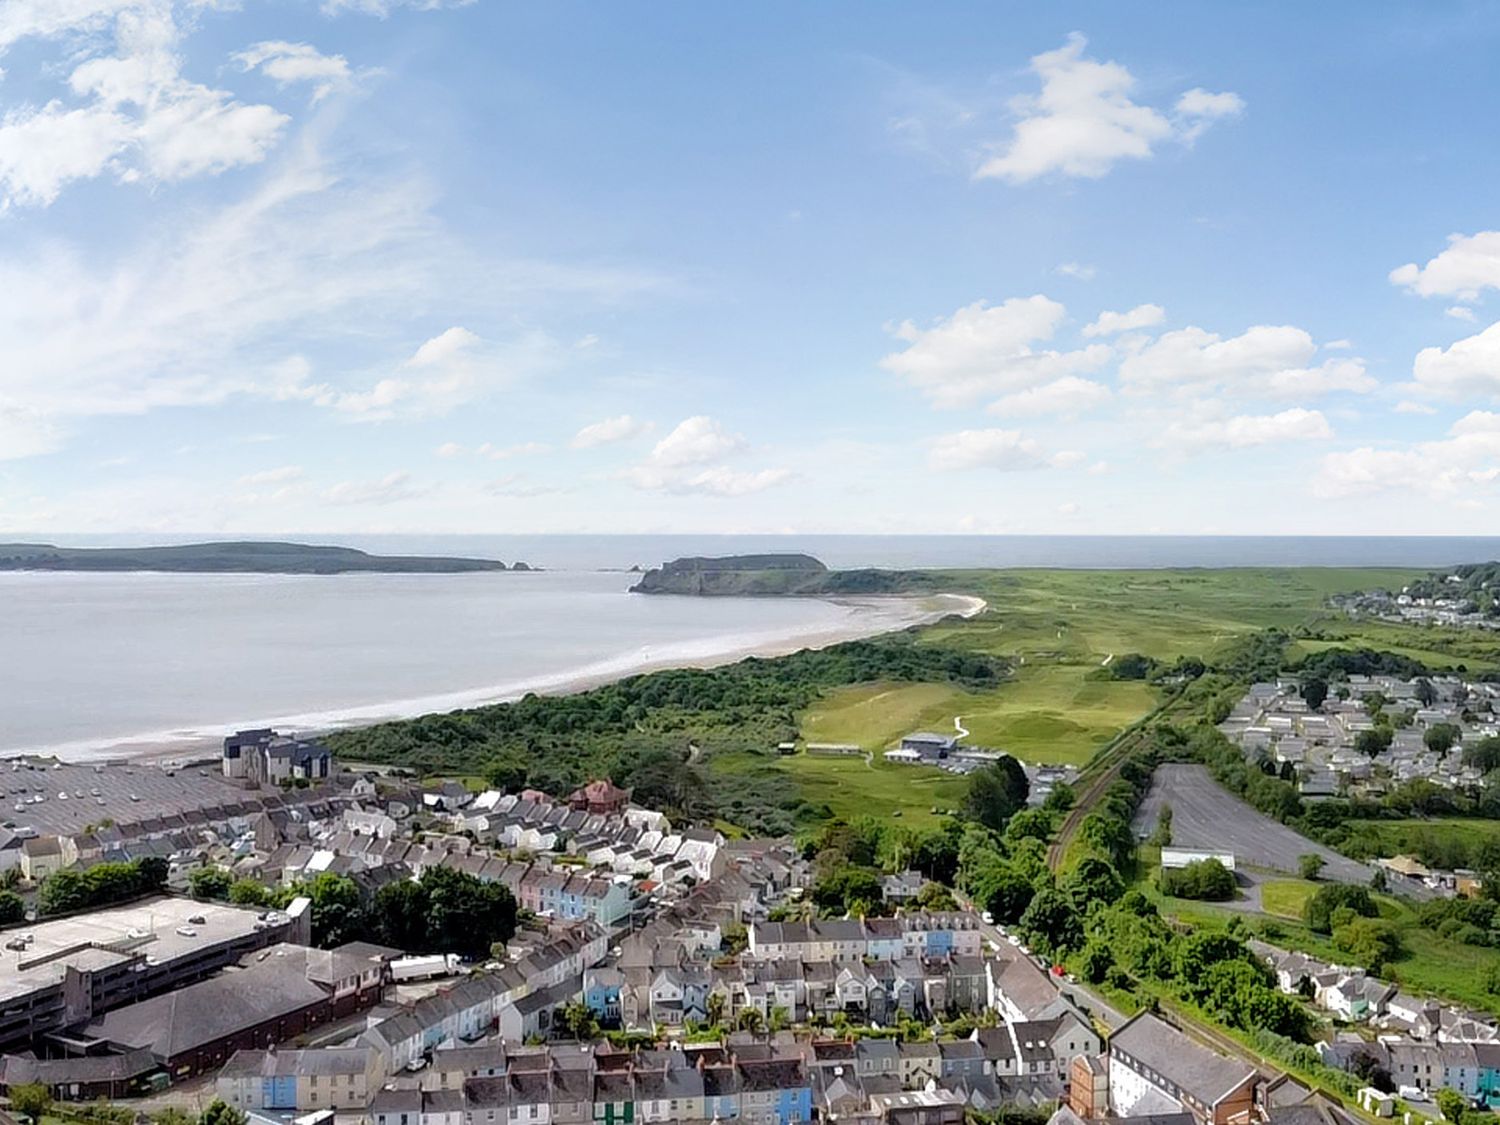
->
(200, 1100, 248, 1125)
(9, 1082, 51, 1122)
(811, 866, 884, 916)
(373, 879, 431, 951)
(1465, 736, 1500, 773)
(1149, 804, 1173, 848)
(1354, 728, 1393, 757)
(557, 1000, 599, 1040)
(1415, 678, 1438, 706)
(1332, 917, 1403, 972)
(1159, 859, 1236, 902)
(189, 866, 233, 901)
(1304, 883, 1376, 934)
(298, 872, 365, 948)
(962, 757, 1030, 832)
(1298, 854, 1326, 881)
(0, 891, 25, 925)
(419, 866, 519, 959)
(1300, 678, 1329, 711)
(1425, 723, 1461, 755)
(229, 878, 273, 907)
(1437, 1088, 1467, 1123)
(736, 1008, 765, 1034)
(1017, 887, 1082, 957)
(706, 991, 726, 1028)
(1061, 857, 1124, 910)
(914, 882, 957, 912)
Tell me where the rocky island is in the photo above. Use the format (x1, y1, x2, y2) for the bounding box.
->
(628, 552, 948, 596)
(0, 541, 516, 574)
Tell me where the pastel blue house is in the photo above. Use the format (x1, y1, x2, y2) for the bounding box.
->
(584, 967, 623, 1025)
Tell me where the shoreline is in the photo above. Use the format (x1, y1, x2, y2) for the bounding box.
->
(17, 592, 986, 766)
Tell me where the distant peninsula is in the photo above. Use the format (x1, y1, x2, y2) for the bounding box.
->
(628, 553, 949, 596)
(0, 541, 517, 575)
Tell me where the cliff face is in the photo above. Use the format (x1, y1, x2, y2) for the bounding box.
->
(628, 554, 828, 595)
(628, 554, 946, 596)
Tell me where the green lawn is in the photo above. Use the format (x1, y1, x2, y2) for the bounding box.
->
(1259, 878, 1318, 920)
(710, 746, 968, 829)
(796, 669, 1154, 766)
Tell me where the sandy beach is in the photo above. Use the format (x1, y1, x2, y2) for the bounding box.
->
(33, 592, 986, 766)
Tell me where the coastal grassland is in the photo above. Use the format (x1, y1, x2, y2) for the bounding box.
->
(711, 747, 968, 829)
(797, 669, 1155, 765)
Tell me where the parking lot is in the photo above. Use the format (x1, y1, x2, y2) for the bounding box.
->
(1133, 763, 1378, 885)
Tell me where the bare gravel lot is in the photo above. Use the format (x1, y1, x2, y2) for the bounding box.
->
(1133, 763, 1378, 884)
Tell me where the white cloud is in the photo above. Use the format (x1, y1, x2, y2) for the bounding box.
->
(1173, 88, 1245, 142)
(319, 0, 474, 17)
(1411, 320, 1500, 400)
(316, 326, 553, 420)
(1314, 411, 1500, 499)
(435, 442, 465, 458)
(1447, 306, 1478, 322)
(622, 416, 788, 497)
(881, 295, 1110, 408)
(1168, 407, 1333, 450)
(479, 441, 550, 460)
(1118, 324, 1375, 397)
(1083, 303, 1165, 338)
(235, 41, 354, 103)
(0, 2, 290, 208)
(323, 470, 424, 505)
(646, 416, 745, 467)
(1391, 231, 1500, 302)
(929, 428, 1082, 472)
(238, 465, 304, 485)
(1054, 262, 1096, 281)
(571, 414, 651, 449)
(1394, 400, 1437, 416)
(1057, 501, 1080, 516)
(974, 34, 1242, 184)
(987, 376, 1111, 418)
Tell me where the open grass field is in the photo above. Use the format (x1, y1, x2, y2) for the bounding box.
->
(1259, 878, 1318, 920)
(797, 669, 1155, 766)
(728, 566, 1450, 823)
(710, 745, 968, 829)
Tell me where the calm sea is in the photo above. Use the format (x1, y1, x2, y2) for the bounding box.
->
(6, 534, 1500, 759)
(29, 532, 1500, 570)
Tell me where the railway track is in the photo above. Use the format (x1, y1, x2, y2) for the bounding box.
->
(1046, 687, 1186, 871)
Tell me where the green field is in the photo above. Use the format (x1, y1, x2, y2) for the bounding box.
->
(710, 746, 969, 829)
(739, 566, 1450, 822)
(797, 669, 1155, 766)
(1259, 878, 1318, 920)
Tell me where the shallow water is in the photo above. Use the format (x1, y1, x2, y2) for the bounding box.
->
(0, 570, 909, 758)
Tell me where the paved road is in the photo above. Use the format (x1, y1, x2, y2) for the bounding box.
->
(973, 916, 1128, 1031)
(1133, 763, 1378, 885)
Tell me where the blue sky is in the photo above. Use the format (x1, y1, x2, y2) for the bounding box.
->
(3, 2, 1500, 534)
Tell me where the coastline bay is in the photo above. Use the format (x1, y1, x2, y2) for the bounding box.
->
(0, 569, 960, 760)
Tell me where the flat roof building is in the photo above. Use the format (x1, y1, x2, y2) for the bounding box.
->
(0, 896, 295, 1050)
